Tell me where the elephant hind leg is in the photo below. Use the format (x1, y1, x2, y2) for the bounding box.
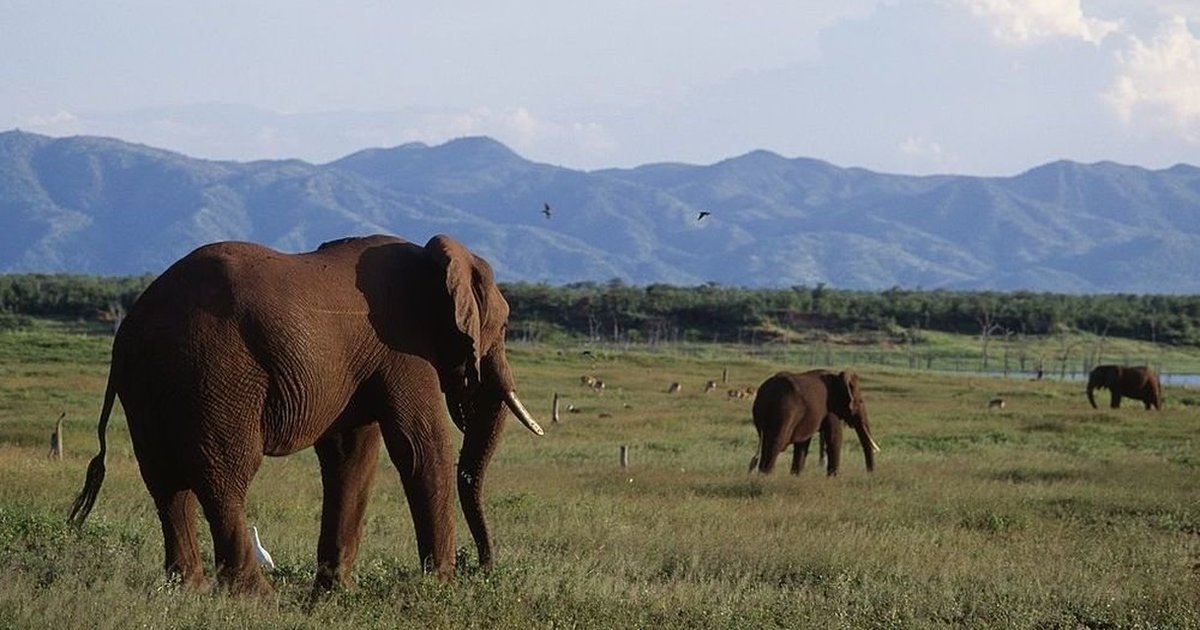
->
(150, 486, 206, 590)
(791, 439, 811, 475)
(131, 420, 206, 590)
(313, 423, 382, 594)
(194, 487, 270, 595)
(189, 445, 270, 596)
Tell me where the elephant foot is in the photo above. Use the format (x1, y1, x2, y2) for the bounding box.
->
(219, 568, 273, 597)
(312, 565, 357, 595)
(162, 569, 210, 593)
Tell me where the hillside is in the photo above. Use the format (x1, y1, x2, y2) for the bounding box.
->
(2, 130, 1199, 292)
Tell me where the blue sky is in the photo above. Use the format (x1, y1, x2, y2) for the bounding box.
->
(3, 0, 1199, 175)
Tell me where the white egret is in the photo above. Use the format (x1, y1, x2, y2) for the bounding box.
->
(249, 526, 274, 570)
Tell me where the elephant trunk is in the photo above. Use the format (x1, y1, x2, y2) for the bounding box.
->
(852, 412, 880, 473)
(1086, 381, 1100, 409)
(457, 394, 503, 571)
(456, 389, 537, 571)
(856, 424, 878, 472)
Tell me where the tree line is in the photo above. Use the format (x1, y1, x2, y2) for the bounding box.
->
(2, 274, 1198, 346)
(0, 274, 152, 328)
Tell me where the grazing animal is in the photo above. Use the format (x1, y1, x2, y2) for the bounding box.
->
(249, 526, 274, 570)
(704, 380, 718, 393)
(987, 398, 1006, 410)
(748, 369, 879, 477)
(1086, 365, 1162, 410)
(592, 379, 606, 390)
(580, 375, 598, 387)
(67, 234, 543, 596)
(667, 382, 682, 394)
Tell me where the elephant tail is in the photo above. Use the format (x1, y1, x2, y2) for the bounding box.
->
(67, 373, 118, 527)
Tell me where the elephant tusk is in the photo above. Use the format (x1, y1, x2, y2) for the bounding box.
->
(868, 437, 881, 454)
(504, 391, 545, 436)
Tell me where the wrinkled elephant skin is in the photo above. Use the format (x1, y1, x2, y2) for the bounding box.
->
(749, 369, 879, 477)
(68, 234, 542, 595)
(1087, 364, 1162, 410)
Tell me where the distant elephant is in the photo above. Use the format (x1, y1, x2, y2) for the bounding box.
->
(748, 370, 880, 476)
(68, 234, 543, 596)
(1086, 364, 1162, 410)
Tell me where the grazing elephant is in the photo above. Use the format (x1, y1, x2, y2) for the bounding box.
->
(748, 370, 880, 476)
(68, 234, 543, 596)
(1086, 364, 1162, 410)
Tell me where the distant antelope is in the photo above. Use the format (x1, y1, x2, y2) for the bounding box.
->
(667, 382, 682, 394)
(704, 380, 718, 393)
(727, 387, 755, 400)
(580, 375, 598, 387)
(987, 398, 1006, 410)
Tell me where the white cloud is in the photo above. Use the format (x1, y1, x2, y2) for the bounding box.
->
(23, 110, 79, 129)
(900, 135, 945, 159)
(956, 0, 1120, 45)
(898, 135, 958, 172)
(1108, 16, 1200, 140)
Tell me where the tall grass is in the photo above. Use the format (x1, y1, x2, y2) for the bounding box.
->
(0, 327, 1196, 628)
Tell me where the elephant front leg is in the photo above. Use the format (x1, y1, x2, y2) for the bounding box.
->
(379, 412, 456, 580)
(822, 420, 843, 477)
(313, 423, 383, 594)
(1110, 392, 1122, 409)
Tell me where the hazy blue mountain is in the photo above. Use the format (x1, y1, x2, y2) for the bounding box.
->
(2, 129, 1198, 292)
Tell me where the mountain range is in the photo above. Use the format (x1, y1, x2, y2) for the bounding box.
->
(2, 129, 1198, 292)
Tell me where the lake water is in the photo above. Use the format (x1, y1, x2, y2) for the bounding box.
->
(980, 371, 1200, 388)
(1160, 373, 1200, 388)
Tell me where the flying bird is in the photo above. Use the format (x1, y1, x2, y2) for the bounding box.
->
(542, 203, 553, 219)
(249, 526, 274, 570)
(696, 211, 711, 221)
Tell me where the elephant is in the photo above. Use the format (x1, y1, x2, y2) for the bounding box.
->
(67, 233, 543, 596)
(1086, 364, 1162, 410)
(747, 370, 880, 476)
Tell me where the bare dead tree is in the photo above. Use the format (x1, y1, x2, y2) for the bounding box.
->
(977, 305, 1004, 372)
(1091, 323, 1110, 371)
(1056, 325, 1081, 379)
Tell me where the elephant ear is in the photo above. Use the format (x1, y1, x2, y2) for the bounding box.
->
(426, 234, 484, 386)
(838, 371, 860, 414)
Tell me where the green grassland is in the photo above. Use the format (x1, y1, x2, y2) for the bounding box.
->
(0, 322, 1197, 628)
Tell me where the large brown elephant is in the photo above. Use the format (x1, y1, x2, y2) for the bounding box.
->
(68, 234, 543, 595)
(1087, 364, 1162, 410)
(748, 370, 880, 476)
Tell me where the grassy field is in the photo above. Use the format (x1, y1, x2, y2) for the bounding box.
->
(0, 322, 1197, 628)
